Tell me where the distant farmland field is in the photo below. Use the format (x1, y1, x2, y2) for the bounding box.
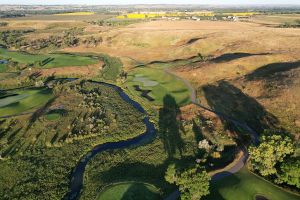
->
(55, 12, 95, 16)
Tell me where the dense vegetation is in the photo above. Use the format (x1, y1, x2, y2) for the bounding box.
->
(0, 22, 8, 26)
(165, 164, 210, 200)
(0, 7, 299, 200)
(0, 29, 35, 48)
(249, 132, 300, 191)
(0, 80, 146, 199)
(280, 19, 300, 28)
(0, 27, 102, 51)
(81, 94, 237, 199)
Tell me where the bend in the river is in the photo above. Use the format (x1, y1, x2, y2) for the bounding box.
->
(64, 80, 157, 200)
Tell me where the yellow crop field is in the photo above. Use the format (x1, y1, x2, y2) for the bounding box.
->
(116, 11, 259, 19)
(55, 12, 95, 16)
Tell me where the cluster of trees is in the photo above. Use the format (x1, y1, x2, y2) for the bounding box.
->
(82, 36, 103, 47)
(249, 133, 299, 189)
(26, 28, 82, 50)
(88, 19, 141, 27)
(70, 88, 111, 137)
(0, 29, 34, 48)
(0, 26, 105, 51)
(165, 163, 211, 200)
(0, 27, 88, 50)
(0, 13, 25, 18)
(51, 81, 145, 142)
(0, 22, 8, 27)
(280, 20, 300, 28)
(29, 34, 103, 50)
(27, 35, 63, 50)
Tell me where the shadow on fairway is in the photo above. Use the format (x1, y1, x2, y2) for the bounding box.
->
(206, 173, 241, 200)
(121, 183, 161, 200)
(158, 94, 185, 158)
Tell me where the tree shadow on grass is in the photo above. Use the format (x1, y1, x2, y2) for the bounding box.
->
(25, 97, 56, 131)
(202, 80, 281, 135)
(205, 173, 241, 200)
(158, 95, 185, 158)
(121, 183, 161, 200)
(97, 156, 197, 197)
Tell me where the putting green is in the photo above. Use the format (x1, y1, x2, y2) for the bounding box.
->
(126, 67, 191, 106)
(97, 182, 162, 200)
(0, 88, 53, 117)
(0, 48, 98, 68)
(207, 167, 300, 200)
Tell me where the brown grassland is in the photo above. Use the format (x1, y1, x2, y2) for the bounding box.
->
(67, 19, 300, 137)
(9, 17, 296, 137)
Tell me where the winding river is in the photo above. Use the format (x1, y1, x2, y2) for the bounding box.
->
(1, 77, 259, 200)
(64, 81, 157, 200)
(62, 79, 259, 200)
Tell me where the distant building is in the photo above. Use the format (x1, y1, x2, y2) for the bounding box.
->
(191, 16, 201, 21)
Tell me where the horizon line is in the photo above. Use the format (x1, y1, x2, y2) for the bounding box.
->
(1, 3, 300, 6)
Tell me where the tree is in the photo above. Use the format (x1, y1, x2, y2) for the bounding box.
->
(276, 159, 300, 189)
(165, 164, 210, 200)
(249, 134, 294, 176)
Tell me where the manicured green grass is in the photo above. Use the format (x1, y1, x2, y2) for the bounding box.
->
(0, 48, 98, 68)
(97, 182, 162, 200)
(45, 113, 61, 121)
(126, 67, 191, 106)
(206, 167, 300, 200)
(44, 109, 67, 121)
(0, 88, 53, 117)
(0, 64, 7, 73)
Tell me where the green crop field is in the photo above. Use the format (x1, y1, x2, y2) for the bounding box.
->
(0, 88, 53, 117)
(97, 182, 162, 200)
(126, 67, 191, 106)
(207, 168, 300, 200)
(0, 48, 98, 68)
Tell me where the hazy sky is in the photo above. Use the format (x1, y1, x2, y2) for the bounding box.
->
(1, 0, 300, 5)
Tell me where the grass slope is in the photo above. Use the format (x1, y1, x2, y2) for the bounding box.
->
(97, 182, 162, 200)
(207, 168, 300, 200)
(0, 48, 98, 68)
